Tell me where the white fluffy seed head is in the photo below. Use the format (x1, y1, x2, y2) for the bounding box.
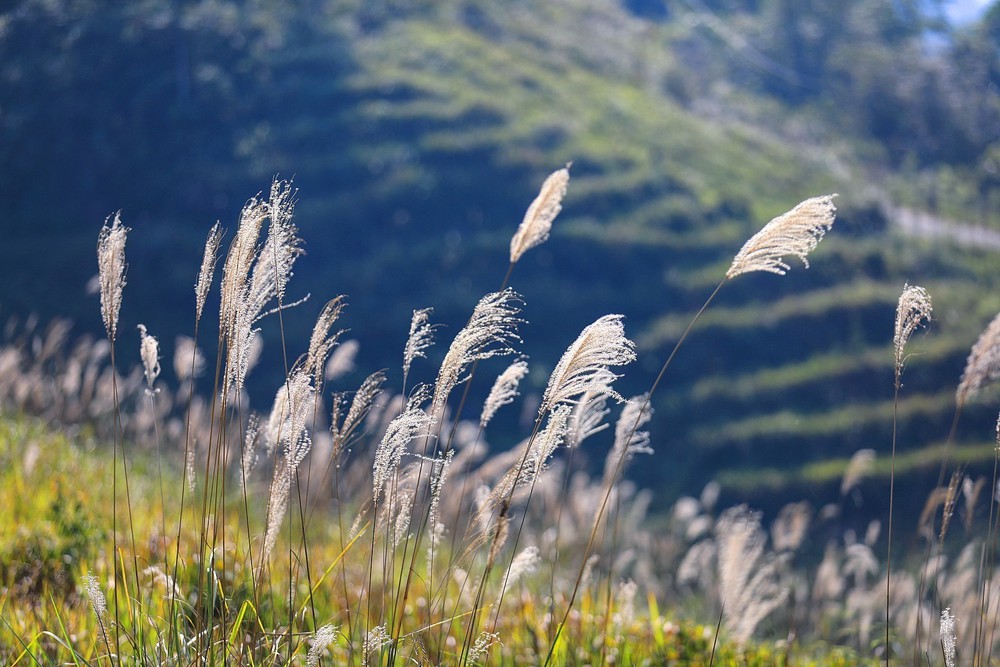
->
(403, 307, 435, 380)
(893, 283, 932, 386)
(542, 314, 636, 413)
(604, 394, 653, 485)
(957, 311, 1000, 405)
(137, 324, 160, 389)
(307, 624, 339, 667)
(372, 407, 433, 504)
(306, 296, 347, 385)
(97, 212, 128, 341)
(510, 165, 571, 264)
(941, 607, 957, 667)
(481, 359, 529, 429)
(727, 195, 837, 278)
(195, 222, 223, 324)
(432, 289, 523, 417)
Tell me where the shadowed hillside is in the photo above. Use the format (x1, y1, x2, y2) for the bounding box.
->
(2, 0, 1000, 511)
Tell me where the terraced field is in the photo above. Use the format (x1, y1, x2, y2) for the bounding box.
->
(3, 1, 999, 514)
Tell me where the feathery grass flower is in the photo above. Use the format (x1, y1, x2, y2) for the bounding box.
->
(957, 311, 1000, 405)
(893, 283, 932, 386)
(481, 359, 529, 429)
(432, 289, 523, 417)
(727, 195, 837, 278)
(195, 222, 222, 324)
(510, 165, 570, 264)
(403, 307, 436, 380)
(97, 213, 128, 341)
(137, 324, 160, 389)
(542, 314, 635, 412)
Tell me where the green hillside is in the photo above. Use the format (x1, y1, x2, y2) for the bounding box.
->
(2, 0, 1000, 510)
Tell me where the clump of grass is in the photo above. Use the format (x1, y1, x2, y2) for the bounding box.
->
(2, 170, 1000, 667)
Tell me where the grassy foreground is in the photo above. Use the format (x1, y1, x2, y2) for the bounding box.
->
(0, 414, 871, 666)
(0, 176, 996, 666)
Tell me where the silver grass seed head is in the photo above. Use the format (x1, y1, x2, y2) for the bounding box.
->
(250, 180, 301, 310)
(727, 194, 837, 279)
(604, 393, 653, 484)
(567, 391, 611, 449)
(481, 359, 529, 429)
(403, 307, 435, 379)
(841, 448, 876, 496)
(84, 572, 107, 620)
(529, 403, 572, 477)
(941, 607, 957, 667)
(957, 311, 1000, 405)
(174, 335, 205, 382)
(325, 338, 359, 381)
(372, 406, 433, 503)
(97, 212, 128, 341)
(195, 222, 223, 324)
(333, 370, 387, 449)
(542, 314, 636, 413)
(510, 164, 571, 264)
(432, 289, 523, 417)
(362, 625, 389, 666)
(219, 195, 267, 337)
(307, 624, 339, 667)
(306, 296, 347, 384)
(137, 324, 160, 389)
(498, 545, 540, 599)
(893, 283, 932, 383)
(468, 632, 500, 663)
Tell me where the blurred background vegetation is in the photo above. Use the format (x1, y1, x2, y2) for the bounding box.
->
(2, 0, 1000, 519)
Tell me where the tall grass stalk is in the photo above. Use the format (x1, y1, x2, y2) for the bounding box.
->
(544, 194, 837, 664)
(887, 283, 932, 664)
(22, 174, 1000, 663)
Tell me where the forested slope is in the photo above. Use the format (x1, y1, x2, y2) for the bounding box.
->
(2, 0, 999, 508)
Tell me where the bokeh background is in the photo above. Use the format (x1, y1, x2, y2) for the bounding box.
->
(3, 0, 1000, 522)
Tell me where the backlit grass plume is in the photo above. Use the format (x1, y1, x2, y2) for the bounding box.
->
(220, 180, 304, 394)
(887, 281, 932, 659)
(480, 359, 529, 429)
(509, 165, 570, 264)
(893, 283, 933, 387)
(541, 314, 636, 412)
(403, 307, 435, 382)
(716, 506, 789, 646)
(431, 289, 523, 418)
(137, 324, 160, 390)
(957, 310, 1000, 405)
(97, 212, 128, 341)
(372, 405, 433, 505)
(306, 296, 347, 385)
(726, 194, 837, 278)
(195, 222, 222, 325)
